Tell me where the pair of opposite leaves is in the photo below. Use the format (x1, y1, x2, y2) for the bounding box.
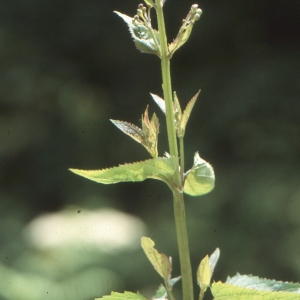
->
(70, 92, 215, 197)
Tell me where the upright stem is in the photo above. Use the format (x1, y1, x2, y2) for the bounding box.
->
(155, 1, 193, 299)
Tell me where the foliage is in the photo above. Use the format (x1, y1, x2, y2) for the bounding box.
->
(68, 0, 300, 300)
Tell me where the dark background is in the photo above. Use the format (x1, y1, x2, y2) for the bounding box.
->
(0, 0, 300, 299)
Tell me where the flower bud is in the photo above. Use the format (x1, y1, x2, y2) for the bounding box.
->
(191, 4, 199, 12)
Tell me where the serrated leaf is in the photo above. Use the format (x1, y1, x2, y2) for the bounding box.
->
(184, 152, 215, 196)
(69, 156, 177, 185)
(168, 6, 202, 58)
(95, 291, 147, 300)
(141, 106, 159, 157)
(173, 92, 182, 132)
(197, 255, 211, 293)
(141, 237, 172, 283)
(226, 273, 300, 294)
(114, 11, 160, 56)
(111, 106, 159, 157)
(178, 90, 200, 137)
(168, 25, 193, 58)
(111, 120, 145, 144)
(211, 281, 300, 300)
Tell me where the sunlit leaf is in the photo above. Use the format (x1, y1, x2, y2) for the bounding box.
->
(114, 11, 160, 56)
(211, 281, 300, 300)
(111, 106, 159, 157)
(96, 291, 147, 300)
(197, 255, 211, 293)
(173, 92, 182, 132)
(209, 247, 220, 276)
(141, 237, 172, 283)
(69, 156, 177, 185)
(150, 93, 166, 114)
(168, 5, 202, 58)
(168, 275, 181, 289)
(141, 106, 159, 157)
(178, 90, 200, 137)
(110, 120, 145, 144)
(226, 273, 300, 294)
(184, 152, 215, 196)
(153, 284, 167, 300)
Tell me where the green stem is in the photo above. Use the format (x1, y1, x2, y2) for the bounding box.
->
(173, 190, 194, 300)
(179, 136, 185, 185)
(155, 1, 193, 300)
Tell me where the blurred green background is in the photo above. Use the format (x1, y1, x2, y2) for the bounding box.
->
(0, 0, 300, 299)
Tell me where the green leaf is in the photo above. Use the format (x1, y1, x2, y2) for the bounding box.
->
(178, 90, 200, 137)
(197, 255, 211, 293)
(168, 275, 181, 289)
(197, 248, 220, 296)
(184, 152, 215, 196)
(114, 11, 160, 56)
(153, 284, 167, 300)
(141, 237, 172, 284)
(211, 281, 300, 300)
(173, 91, 182, 133)
(226, 273, 300, 293)
(141, 106, 159, 157)
(69, 156, 177, 186)
(95, 291, 147, 300)
(168, 5, 202, 58)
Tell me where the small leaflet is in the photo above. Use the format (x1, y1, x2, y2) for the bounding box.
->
(141, 237, 172, 284)
(183, 152, 215, 196)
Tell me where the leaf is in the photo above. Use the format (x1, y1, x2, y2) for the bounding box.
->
(114, 11, 160, 56)
(152, 284, 167, 300)
(168, 5, 202, 58)
(150, 93, 166, 114)
(111, 106, 159, 157)
(168, 275, 181, 289)
(184, 152, 215, 196)
(95, 291, 147, 300)
(197, 255, 211, 293)
(197, 248, 220, 295)
(209, 247, 220, 276)
(226, 273, 300, 294)
(141, 106, 159, 157)
(110, 120, 145, 145)
(178, 90, 200, 137)
(211, 281, 300, 300)
(141, 237, 172, 284)
(69, 156, 177, 185)
(173, 91, 182, 131)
